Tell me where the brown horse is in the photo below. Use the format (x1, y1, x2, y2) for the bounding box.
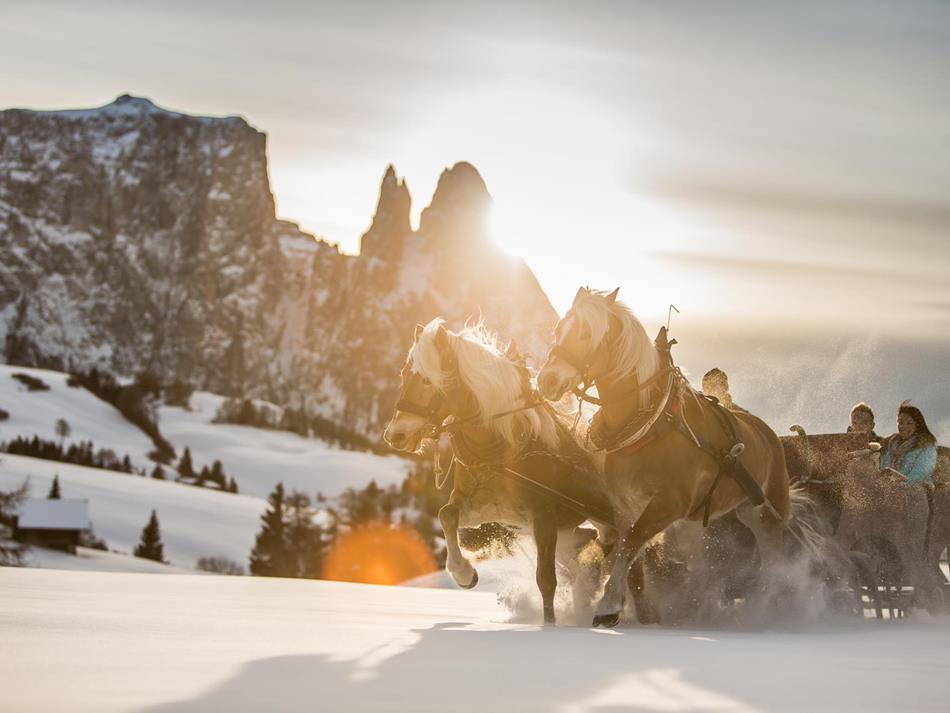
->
(383, 319, 613, 624)
(538, 287, 793, 627)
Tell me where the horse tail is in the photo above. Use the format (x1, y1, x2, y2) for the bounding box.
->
(784, 486, 831, 565)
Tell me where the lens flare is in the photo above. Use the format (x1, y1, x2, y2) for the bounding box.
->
(321, 523, 438, 585)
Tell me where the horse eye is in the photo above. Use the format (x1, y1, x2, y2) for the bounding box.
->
(580, 326, 591, 340)
(421, 377, 431, 386)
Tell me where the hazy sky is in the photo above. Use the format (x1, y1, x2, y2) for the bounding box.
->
(3, 0, 949, 336)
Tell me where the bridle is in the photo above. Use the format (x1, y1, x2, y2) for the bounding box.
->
(394, 390, 446, 426)
(549, 316, 617, 407)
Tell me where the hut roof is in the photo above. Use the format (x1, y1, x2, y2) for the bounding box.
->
(18, 499, 91, 531)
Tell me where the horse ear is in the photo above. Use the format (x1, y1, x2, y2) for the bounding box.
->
(413, 324, 424, 343)
(573, 286, 587, 304)
(606, 287, 619, 305)
(435, 324, 449, 351)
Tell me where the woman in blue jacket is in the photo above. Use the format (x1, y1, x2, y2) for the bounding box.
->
(880, 404, 939, 485)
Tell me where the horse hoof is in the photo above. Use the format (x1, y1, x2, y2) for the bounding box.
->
(592, 612, 621, 628)
(459, 570, 479, 590)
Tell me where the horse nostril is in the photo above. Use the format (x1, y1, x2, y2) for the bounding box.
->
(390, 432, 407, 448)
(541, 373, 557, 394)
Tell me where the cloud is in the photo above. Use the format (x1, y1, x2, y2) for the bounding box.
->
(636, 178, 950, 236)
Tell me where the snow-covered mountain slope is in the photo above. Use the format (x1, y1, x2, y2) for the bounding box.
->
(158, 392, 410, 499)
(0, 363, 156, 470)
(3, 567, 949, 713)
(0, 454, 266, 568)
(0, 362, 411, 498)
(0, 95, 556, 438)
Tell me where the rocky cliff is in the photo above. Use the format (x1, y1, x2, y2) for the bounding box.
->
(0, 95, 557, 437)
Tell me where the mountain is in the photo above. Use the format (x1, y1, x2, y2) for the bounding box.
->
(0, 95, 557, 437)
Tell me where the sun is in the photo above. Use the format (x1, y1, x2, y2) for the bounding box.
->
(393, 84, 705, 318)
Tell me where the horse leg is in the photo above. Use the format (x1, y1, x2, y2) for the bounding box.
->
(555, 526, 604, 624)
(735, 500, 786, 584)
(439, 501, 478, 589)
(533, 513, 559, 625)
(593, 500, 676, 628)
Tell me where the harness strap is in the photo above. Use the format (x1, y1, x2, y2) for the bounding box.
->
(499, 463, 615, 526)
(431, 392, 545, 438)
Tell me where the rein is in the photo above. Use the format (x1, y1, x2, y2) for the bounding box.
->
(430, 392, 545, 439)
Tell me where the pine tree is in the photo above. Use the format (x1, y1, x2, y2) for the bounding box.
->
(285, 491, 326, 578)
(55, 418, 71, 446)
(227, 477, 239, 494)
(47, 475, 61, 499)
(151, 464, 166, 480)
(0, 480, 29, 565)
(133, 510, 166, 563)
(121, 454, 133, 473)
(210, 460, 225, 487)
(178, 447, 194, 479)
(249, 483, 291, 577)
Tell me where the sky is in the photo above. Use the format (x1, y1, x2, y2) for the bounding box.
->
(2, 1, 949, 434)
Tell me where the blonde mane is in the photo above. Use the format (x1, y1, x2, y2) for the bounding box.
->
(409, 318, 559, 450)
(571, 289, 661, 389)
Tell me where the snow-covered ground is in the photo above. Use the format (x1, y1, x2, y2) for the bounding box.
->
(26, 545, 202, 574)
(2, 567, 949, 713)
(158, 392, 409, 499)
(0, 454, 265, 569)
(0, 363, 412, 573)
(0, 363, 411, 499)
(0, 364, 157, 470)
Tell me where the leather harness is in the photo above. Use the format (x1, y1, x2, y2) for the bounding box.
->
(577, 327, 767, 526)
(394, 361, 614, 526)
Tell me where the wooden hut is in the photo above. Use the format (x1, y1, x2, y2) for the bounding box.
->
(14, 499, 91, 554)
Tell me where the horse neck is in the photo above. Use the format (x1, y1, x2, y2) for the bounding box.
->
(593, 341, 661, 431)
(447, 385, 509, 451)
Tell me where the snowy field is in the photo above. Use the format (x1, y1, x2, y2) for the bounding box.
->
(0, 364, 157, 470)
(0, 454, 266, 569)
(2, 567, 950, 713)
(0, 363, 412, 573)
(157, 392, 409, 499)
(0, 363, 410, 499)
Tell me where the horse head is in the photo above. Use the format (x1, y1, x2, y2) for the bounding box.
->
(538, 286, 619, 401)
(385, 318, 559, 454)
(383, 321, 467, 453)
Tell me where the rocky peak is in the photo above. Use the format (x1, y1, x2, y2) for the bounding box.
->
(418, 161, 491, 241)
(0, 96, 558, 440)
(359, 164, 411, 264)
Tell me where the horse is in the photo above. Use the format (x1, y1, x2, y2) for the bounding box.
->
(538, 287, 794, 627)
(383, 318, 613, 624)
(383, 319, 610, 624)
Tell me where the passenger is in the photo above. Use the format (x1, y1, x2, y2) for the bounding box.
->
(847, 402, 880, 440)
(880, 404, 939, 485)
(702, 368, 734, 409)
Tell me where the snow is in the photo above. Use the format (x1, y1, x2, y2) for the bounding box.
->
(25, 94, 242, 124)
(1, 363, 411, 500)
(158, 392, 410, 499)
(25, 545, 201, 575)
(0, 454, 266, 569)
(0, 363, 412, 574)
(17, 498, 90, 530)
(0, 364, 157, 471)
(2, 567, 949, 713)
